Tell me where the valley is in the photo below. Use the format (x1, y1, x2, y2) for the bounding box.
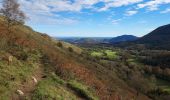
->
(0, 0, 170, 100)
(77, 43, 170, 100)
(57, 24, 170, 100)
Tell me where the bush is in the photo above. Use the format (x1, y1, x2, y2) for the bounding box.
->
(51, 73, 65, 85)
(128, 71, 156, 94)
(9, 49, 28, 61)
(68, 47, 73, 52)
(0, 38, 8, 51)
(20, 51, 29, 61)
(57, 42, 63, 48)
(67, 80, 98, 100)
(41, 54, 51, 65)
(55, 66, 74, 80)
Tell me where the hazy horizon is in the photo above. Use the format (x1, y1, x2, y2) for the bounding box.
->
(55, 34, 141, 38)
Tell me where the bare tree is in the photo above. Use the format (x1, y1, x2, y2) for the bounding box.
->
(0, 0, 26, 33)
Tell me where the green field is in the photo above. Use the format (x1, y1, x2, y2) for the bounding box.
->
(90, 50, 117, 60)
(156, 78, 170, 94)
(105, 50, 117, 59)
(91, 52, 103, 57)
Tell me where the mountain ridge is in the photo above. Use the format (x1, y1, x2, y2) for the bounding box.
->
(136, 24, 170, 50)
(57, 35, 138, 44)
(109, 35, 138, 44)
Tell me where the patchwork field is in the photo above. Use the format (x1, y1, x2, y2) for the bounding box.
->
(90, 49, 118, 60)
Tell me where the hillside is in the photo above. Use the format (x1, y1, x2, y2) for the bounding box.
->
(0, 16, 153, 100)
(109, 35, 138, 44)
(137, 24, 170, 50)
(0, 16, 151, 100)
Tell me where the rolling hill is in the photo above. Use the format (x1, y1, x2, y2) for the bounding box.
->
(57, 37, 112, 44)
(0, 17, 150, 100)
(112, 24, 170, 50)
(137, 24, 170, 50)
(57, 35, 138, 45)
(109, 35, 138, 44)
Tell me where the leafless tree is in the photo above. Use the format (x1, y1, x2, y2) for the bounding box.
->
(0, 0, 26, 33)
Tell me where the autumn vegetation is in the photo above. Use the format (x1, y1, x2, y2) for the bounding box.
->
(0, 0, 170, 100)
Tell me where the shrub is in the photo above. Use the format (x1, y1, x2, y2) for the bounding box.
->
(148, 88, 170, 97)
(0, 38, 8, 51)
(12, 51, 28, 61)
(51, 73, 65, 85)
(8, 48, 28, 61)
(128, 71, 156, 94)
(68, 47, 73, 52)
(19, 51, 28, 61)
(57, 42, 63, 48)
(55, 66, 74, 80)
(67, 80, 98, 100)
(41, 54, 51, 65)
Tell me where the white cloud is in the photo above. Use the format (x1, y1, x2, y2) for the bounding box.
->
(125, 10, 138, 16)
(27, 14, 78, 25)
(111, 19, 122, 24)
(19, 0, 100, 13)
(98, 0, 143, 11)
(18, 0, 79, 25)
(18, 0, 144, 13)
(2, 0, 169, 25)
(14, 0, 145, 24)
(107, 0, 143, 7)
(137, 0, 170, 11)
(161, 8, 170, 13)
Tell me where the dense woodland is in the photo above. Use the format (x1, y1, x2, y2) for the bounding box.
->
(78, 44, 170, 100)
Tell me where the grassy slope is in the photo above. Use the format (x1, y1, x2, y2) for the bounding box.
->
(0, 17, 150, 100)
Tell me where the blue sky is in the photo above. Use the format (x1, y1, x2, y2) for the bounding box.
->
(17, 0, 170, 37)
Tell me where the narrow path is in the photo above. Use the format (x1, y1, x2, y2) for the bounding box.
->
(13, 64, 44, 100)
(22, 65, 44, 97)
(12, 64, 90, 100)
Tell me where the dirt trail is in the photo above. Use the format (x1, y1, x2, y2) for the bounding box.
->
(12, 65, 44, 100)
(22, 65, 44, 96)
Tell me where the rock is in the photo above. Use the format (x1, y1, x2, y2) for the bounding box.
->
(8, 55, 13, 62)
(32, 76, 38, 83)
(17, 90, 24, 96)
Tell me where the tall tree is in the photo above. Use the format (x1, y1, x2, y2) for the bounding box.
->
(0, 0, 26, 33)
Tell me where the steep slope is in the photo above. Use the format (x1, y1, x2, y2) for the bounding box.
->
(109, 35, 138, 44)
(137, 24, 170, 49)
(0, 18, 83, 99)
(0, 17, 150, 100)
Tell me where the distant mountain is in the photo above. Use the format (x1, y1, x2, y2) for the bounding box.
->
(57, 35, 138, 44)
(137, 24, 170, 49)
(57, 37, 112, 44)
(109, 35, 138, 44)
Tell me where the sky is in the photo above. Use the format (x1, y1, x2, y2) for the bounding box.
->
(2, 0, 170, 37)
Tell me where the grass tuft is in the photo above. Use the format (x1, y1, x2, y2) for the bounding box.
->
(67, 80, 98, 100)
(32, 74, 76, 100)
